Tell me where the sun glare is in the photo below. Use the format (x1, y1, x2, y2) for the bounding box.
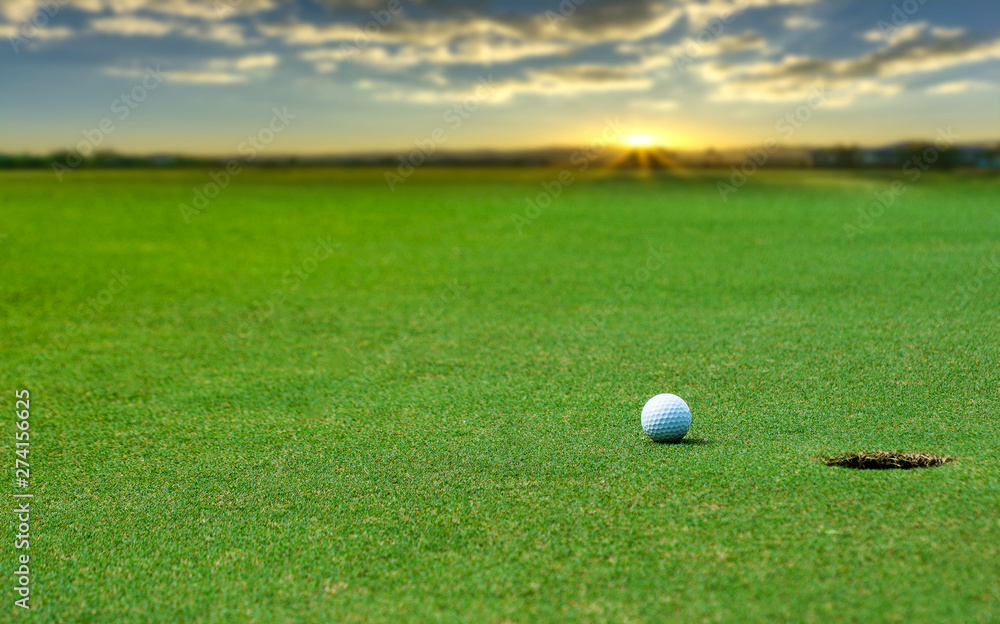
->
(623, 134, 655, 148)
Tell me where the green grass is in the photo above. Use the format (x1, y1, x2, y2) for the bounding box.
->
(2, 167, 999, 622)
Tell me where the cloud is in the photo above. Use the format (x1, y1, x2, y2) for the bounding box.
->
(437, 38, 576, 64)
(713, 77, 902, 105)
(0, 0, 272, 49)
(0, 22, 74, 42)
(629, 99, 680, 111)
(200, 23, 247, 45)
(683, 0, 819, 29)
(373, 62, 651, 104)
(1, 0, 276, 24)
(171, 54, 280, 82)
(783, 15, 822, 30)
(166, 71, 250, 84)
(138, 0, 277, 20)
(861, 21, 965, 45)
(861, 21, 926, 45)
(88, 15, 248, 44)
(10, 0, 995, 118)
(281, 1, 688, 73)
(88, 0, 275, 19)
(104, 65, 248, 84)
(540, 0, 684, 43)
(926, 79, 995, 95)
(488, 64, 652, 102)
(702, 23, 1000, 104)
(90, 16, 176, 37)
(0, 0, 48, 23)
(618, 31, 768, 74)
(300, 39, 575, 73)
(102, 53, 278, 85)
(711, 32, 768, 53)
(215, 53, 280, 70)
(257, 22, 360, 46)
(262, 1, 684, 52)
(930, 26, 966, 39)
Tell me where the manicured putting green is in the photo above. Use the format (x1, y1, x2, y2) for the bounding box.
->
(1, 168, 998, 622)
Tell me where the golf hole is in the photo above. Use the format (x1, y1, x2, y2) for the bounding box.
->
(824, 451, 954, 470)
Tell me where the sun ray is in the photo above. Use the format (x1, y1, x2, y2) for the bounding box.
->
(647, 148, 690, 175)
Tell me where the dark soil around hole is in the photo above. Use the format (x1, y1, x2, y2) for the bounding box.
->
(825, 451, 954, 470)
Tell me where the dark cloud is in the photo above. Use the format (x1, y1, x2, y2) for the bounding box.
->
(703, 23, 1000, 103)
(735, 26, 998, 83)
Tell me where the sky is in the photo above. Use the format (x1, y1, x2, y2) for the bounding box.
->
(1, 0, 998, 155)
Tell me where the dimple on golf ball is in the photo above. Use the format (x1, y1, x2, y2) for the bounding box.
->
(641, 393, 692, 442)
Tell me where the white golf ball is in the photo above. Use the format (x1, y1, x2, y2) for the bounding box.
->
(641, 393, 691, 442)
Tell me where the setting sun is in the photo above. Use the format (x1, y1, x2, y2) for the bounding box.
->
(623, 134, 656, 148)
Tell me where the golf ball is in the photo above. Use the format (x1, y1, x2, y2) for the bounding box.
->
(641, 393, 692, 442)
